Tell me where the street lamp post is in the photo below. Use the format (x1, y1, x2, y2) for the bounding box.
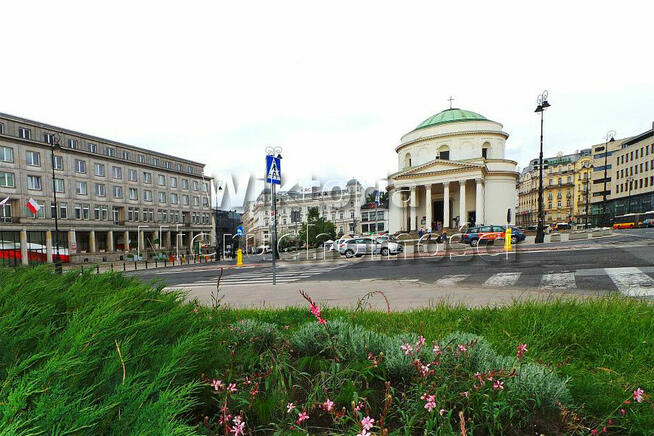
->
(601, 130, 616, 227)
(534, 90, 551, 244)
(50, 134, 62, 273)
(626, 175, 634, 214)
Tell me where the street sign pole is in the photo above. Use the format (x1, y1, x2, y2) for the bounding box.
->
(266, 149, 282, 285)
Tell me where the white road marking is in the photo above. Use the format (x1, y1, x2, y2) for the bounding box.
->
(540, 272, 576, 290)
(483, 272, 521, 287)
(435, 275, 469, 286)
(605, 267, 654, 297)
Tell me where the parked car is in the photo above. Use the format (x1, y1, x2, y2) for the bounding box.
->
(374, 236, 404, 255)
(462, 226, 505, 246)
(642, 218, 654, 228)
(503, 225, 526, 243)
(338, 237, 403, 258)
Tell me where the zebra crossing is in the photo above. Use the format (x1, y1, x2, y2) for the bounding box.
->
(432, 268, 654, 297)
(172, 263, 348, 287)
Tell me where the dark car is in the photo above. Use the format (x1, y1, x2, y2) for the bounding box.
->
(462, 226, 505, 246)
(503, 225, 526, 243)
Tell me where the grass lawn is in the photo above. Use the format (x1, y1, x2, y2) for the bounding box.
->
(0, 267, 652, 435)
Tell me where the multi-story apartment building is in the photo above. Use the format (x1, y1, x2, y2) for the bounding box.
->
(243, 180, 386, 251)
(0, 113, 213, 264)
(589, 136, 629, 226)
(606, 124, 654, 217)
(516, 150, 591, 226)
(573, 154, 594, 225)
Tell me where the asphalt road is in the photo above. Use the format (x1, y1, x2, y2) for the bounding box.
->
(127, 228, 654, 297)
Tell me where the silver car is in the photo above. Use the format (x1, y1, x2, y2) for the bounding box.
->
(338, 237, 403, 258)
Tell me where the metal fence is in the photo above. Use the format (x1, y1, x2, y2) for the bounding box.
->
(0, 230, 20, 267)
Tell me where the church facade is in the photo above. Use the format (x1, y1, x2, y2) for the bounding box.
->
(387, 108, 519, 232)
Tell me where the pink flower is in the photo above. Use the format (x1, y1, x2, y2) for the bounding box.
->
(243, 376, 251, 385)
(419, 364, 430, 377)
(416, 335, 426, 347)
(211, 379, 224, 391)
(296, 411, 310, 425)
(423, 394, 436, 412)
(361, 416, 375, 430)
(230, 416, 245, 436)
(324, 399, 334, 412)
(460, 391, 469, 398)
(310, 303, 321, 318)
(493, 380, 505, 391)
(286, 402, 295, 413)
(401, 343, 413, 356)
(458, 344, 467, 353)
(356, 431, 369, 436)
(354, 401, 364, 411)
(619, 408, 626, 416)
(516, 343, 528, 359)
(633, 387, 645, 403)
(433, 344, 443, 356)
(439, 408, 446, 416)
(227, 383, 237, 393)
(591, 430, 598, 435)
(602, 427, 607, 433)
(318, 317, 327, 325)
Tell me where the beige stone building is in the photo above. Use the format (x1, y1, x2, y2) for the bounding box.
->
(606, 125, 654, 218)
(243, 181, 386, 251)
(0, 113, 213, 264)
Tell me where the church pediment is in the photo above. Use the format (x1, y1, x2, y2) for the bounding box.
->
(391, 159, 484, 179)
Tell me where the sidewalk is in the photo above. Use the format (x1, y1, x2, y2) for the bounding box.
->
(182, 279, 595, 311)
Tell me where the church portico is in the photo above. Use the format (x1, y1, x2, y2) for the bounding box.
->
(388, 107, 518, 233)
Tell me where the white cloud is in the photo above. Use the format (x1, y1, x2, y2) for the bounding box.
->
(2, 0, 653, 205)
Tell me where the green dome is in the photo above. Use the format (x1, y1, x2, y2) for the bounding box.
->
(414, 108, 487, 131)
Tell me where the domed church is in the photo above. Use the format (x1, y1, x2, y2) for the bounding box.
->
(387, 107, 519, 232)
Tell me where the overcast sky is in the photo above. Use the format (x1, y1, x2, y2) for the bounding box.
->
(2, 1, 653, 205)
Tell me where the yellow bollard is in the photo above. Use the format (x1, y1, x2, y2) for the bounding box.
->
(236, 248, 243, 266)
(504, 226, 512, 252)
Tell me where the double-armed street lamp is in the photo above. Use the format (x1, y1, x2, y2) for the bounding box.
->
(534, 90, 551, 244)
(601, 130, 616, 227)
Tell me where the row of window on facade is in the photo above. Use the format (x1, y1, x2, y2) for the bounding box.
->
(616, 143, 654, 164)
(0, 123, 198, 174)
(615, 176, 654, 194)
(615, 160, 653, 179)
(0, 146, 208, 191)
(0, 172, 208, 207)
(0, 200, 210, 225)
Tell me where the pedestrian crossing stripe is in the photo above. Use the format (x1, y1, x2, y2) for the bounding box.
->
(605, 267, 654, 297)
(169, 265, 654, 296)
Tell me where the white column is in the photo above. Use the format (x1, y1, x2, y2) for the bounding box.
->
(425, 184, 432, 230)
(475, 178, 484, 226)
(107, 230, 114, 252)
(409, 186, 417, 231)
(443, 182, 450, 228)
(68, 230, 77, 255)
(46, 230, 53, 263)
(20, 229, 28, 265)
(89, 230, 96, 253)
(123, 230, 130, 251)
(459, 180, 467, 226)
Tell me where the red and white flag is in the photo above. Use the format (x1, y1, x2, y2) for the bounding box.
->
(26, 198, 41, 215)
(0, 196, 9, 206)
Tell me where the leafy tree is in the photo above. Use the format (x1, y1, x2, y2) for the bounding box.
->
(366, 190, 389, 204)
(298, 207, 336, 248)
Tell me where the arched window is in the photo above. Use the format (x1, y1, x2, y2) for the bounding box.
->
(482, 142, 491, 159)
(437, 145, 450, 161)
(404, 153, 412, 168)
